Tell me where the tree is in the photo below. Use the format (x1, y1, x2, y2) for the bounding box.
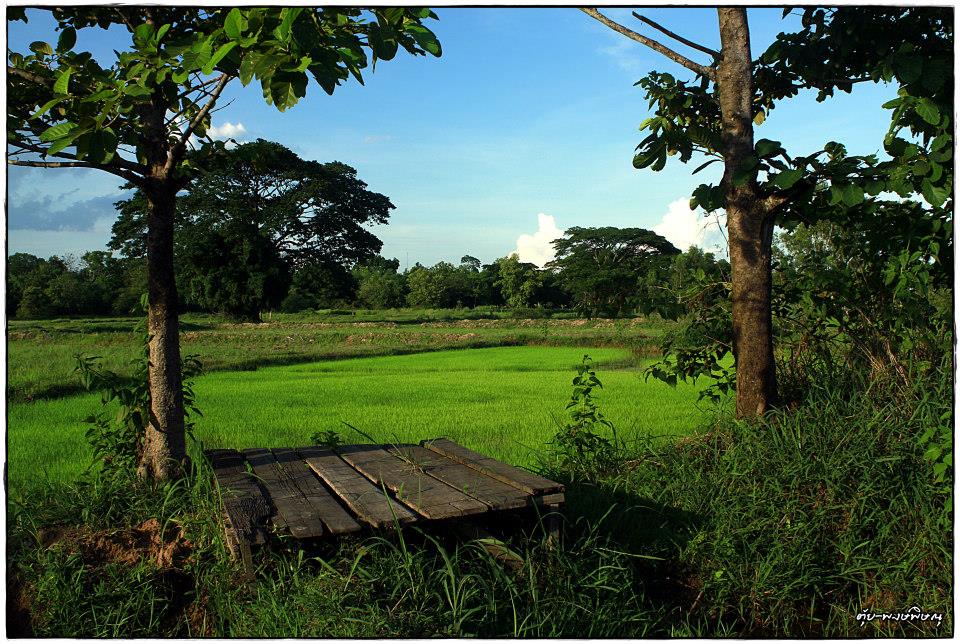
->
(492, 255, 543, 309)
(405, 261, 473, 309)
(111, 140, 394, 318)
(548, 227, 679, 317)
(582, 7, 951, 417)
(110, 139, 394, 270)
(354, 257, 406, 309)
(180, 223, 291, 320)
(8, 7, 441, 479)
(7, 252, 47, 314)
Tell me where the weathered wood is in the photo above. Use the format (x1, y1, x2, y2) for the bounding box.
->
(302, 447, 417, 528)
(208, 449, 271, 547)
(388, 445, 534, 511)
(340, 445, 489, 520)
(421, 438, 565, 496)
(208, 440, 565, 553)
(242, 448, 326, 539)
(274, 448, 363, 535)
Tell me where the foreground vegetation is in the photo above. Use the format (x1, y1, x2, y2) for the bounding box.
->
(8, 350, 951, 637)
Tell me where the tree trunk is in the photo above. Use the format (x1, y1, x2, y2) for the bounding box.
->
(716, 8, 778, 417)
(139, 174, 188, 480)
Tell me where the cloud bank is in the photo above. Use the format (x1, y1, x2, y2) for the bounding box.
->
(206, 121, 247, 140)
(654, 198, 726, 254)
(514, 213, 564, 267)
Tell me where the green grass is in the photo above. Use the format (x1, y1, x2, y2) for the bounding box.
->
(8, 311, 670, 404)
(8, 346, 715, 492)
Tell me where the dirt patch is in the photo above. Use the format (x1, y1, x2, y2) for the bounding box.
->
(42, 518, 192, 570)
(6, 574, 34, 637)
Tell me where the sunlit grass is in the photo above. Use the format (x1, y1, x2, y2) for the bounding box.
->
(8, 346, 717, 491)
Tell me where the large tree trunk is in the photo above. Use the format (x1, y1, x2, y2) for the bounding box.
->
(139, 173, 188, 480)
(716, 8, 778, 417)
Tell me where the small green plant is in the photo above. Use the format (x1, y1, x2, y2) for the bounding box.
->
(552, 355, 619, 476)
(311, 429, 344, 451)
(74, 302, 203, 480)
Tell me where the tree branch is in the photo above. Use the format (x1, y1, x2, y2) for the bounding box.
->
(8, 158, 142, 184)
(165, 73, 231, 173)
(581, 8, 716, 80)
(632, 11, 720, 59)
(9, 139, 147, 179)
(8, 66, 52, 86)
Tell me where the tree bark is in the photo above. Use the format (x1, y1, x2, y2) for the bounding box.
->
(138, 97, 188, 479)
(716, 8, 778, 417)
(139, 173, 189, 480)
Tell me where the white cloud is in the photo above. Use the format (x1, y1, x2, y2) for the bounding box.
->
(362, 134, 393, 145)
(653, 198, 727, 254)
(514, 213, 565, 268)
(206, 121, 248, 140)
(598, 37, 645, 76)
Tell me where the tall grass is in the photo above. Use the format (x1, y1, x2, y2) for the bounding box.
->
(541, 360, 953, 637)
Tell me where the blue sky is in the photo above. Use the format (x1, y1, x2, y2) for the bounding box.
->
(7, 7, 897, 267)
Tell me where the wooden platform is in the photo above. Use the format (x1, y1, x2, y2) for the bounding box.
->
(206, 439, 565, 560)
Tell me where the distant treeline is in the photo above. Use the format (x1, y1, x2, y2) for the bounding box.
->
(6, 245, 729, 321)
(8, 139, 731, 321)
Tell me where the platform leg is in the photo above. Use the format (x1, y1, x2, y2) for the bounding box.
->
(545, 504, 562, 548)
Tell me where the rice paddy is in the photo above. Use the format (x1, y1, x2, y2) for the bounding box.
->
(8, 343, 715, 492)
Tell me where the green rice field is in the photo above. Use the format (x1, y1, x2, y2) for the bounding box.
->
(8, 345, 715, 492)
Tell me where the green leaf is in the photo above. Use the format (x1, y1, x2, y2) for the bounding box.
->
(915, 98, 941, 125)
(224, 8, 247, 40)
(53, 68, 71, 95)
(755, 138, 782, 158)
(691, 158, 721, 175)
(828, 185, 843, 205)
(405, 23, 442, 56)
(266, 71, 308, 111)
(842, 183, 864, 207)
(202, 41, 237, 75)
(39, 121, 76, 142)
(273, 7, 302, 43)
(865, 179, 884, 196)
(133, 22, 155, 46)
(30, 96, 65, 119)
(123, 84, 153, 97)
(29, 41, 53, 56)
(46, 135, 74, 157)
(239, 53, 258, 86)
(893, 53, 923, 84)
(368, 23, 398, 61)
(921, 179, 949, 209)
(772, 168, 804, 189)
(156, 24, 171, 42)
(56, 27, 77, 53)
(920, 56, 949, 92)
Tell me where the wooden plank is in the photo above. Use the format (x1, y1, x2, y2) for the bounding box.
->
(339, 445, 488, 520)
(273, 448, 361, 535)
(207, 449, 271, 547)
(243, 448, 325, 539)
(421, 438, 565, 496)
(388, 445, 533, 511)
(302, 447, 417, 528)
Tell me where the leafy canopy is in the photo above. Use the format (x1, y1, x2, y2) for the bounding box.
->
(8, 7, 441, 183)
(632, 7, 952, 218)
(110, 139, 394, 269)
(548, 227, 679, 316)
